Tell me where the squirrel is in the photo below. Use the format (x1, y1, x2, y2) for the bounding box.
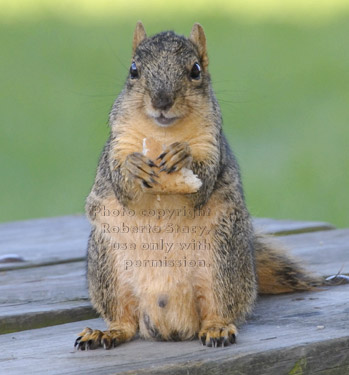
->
(75, 22, 320, 350)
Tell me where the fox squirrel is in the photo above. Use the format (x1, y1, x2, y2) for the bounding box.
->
(75, 22, 320, 350)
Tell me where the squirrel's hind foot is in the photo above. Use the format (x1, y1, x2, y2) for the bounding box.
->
(74, 327, 133, 350)
(199, 323, 237, 348)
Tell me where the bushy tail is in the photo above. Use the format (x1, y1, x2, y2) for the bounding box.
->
(254, 234, 322, 295)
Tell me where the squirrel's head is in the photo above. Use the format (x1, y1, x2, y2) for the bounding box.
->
(124, 22, 212, 128)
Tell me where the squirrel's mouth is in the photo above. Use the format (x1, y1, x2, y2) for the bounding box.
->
(152, 114, 179, 127)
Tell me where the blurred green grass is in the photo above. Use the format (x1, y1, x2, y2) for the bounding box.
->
(1, 4, 348, 227)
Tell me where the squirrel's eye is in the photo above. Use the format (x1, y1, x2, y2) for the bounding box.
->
(190, 62, 201, 80)
(130, 61, 139, 79)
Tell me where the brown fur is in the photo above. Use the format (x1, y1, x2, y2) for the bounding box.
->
(75, 22, 319, 351)
(255, 234, 321, 294)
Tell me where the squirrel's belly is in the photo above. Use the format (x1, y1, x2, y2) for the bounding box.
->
(89, 193, 224, 339)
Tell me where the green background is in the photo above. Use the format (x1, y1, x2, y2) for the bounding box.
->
(1, 1, 348, 227)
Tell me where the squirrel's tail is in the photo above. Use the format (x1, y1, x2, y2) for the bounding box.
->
(254, 234, 322, 294)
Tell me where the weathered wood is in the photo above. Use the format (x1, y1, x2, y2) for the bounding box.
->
(0, 284, 348, 375)
(253, 217, 335, 235)
(0, 215, 89, 271)
(0, 261, 87, 304)
(1, 229, 347, 334)
(0, 261, 96, 334)
(0, 303, 97, 335)
(0, 215, 346, 373)
(0, 215, 335, 271)
(280, 229, 349, 277)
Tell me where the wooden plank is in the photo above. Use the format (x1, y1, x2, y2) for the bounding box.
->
(0, 215, 334, 270)
(0, 215, 89, 270)
(0, 261, 87, 304)
(0, 303, 97, 335)
(0, 261, 96, 334)
(253, 217, 335, 235)
(280, 228, 349, 277)
(0, 284, 348, 375)
(1, 229, 348, 335)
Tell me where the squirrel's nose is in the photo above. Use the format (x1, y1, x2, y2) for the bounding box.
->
(151, 94, 174, 111)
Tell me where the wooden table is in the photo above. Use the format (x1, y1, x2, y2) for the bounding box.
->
(1, 215, 348, 375)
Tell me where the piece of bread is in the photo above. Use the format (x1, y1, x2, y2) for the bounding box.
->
(142, 137, 202, 194)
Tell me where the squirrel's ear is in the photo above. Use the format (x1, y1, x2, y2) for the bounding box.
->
(133, 21, 147, 54)
(189, 23, 208, 69)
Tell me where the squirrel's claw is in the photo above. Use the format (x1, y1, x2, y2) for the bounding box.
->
(74, 336, 82, 348)
(75, 328, 128, 351)
(124, 152, 159, 189)
(101, 333, 120, 350)
(147, 159, 157, 168)
(157, 142, 192, 173)
(199, 324, 237, 348)
(157, 151, 167, 161)
(75, 328, 103, 350)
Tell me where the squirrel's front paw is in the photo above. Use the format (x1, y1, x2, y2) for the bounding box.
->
(157, 142, 192, 173)
(199, 323, 237, 348)
(124, 152, 159, 189)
